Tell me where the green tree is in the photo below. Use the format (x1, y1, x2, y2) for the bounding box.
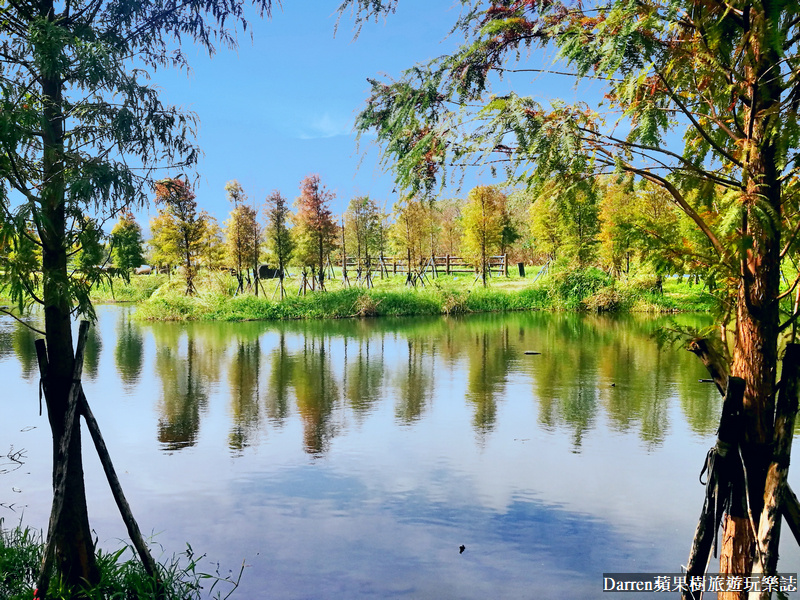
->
(294, 174, 338, 289)
(224, 180, 261, 292)
(199, 214, 226, 270)
(345, 196, 380, 272)
(462, 186, 504, 287)
(73, 215, 107, 273)
(264, 190, 294, 298)
(529, 193, 563, 263)
(0, 0, 274, 587)
(0, 223, 41, 314)
(597, 177, 639, 277)
(389, 197, 428, 278)
(346, 0, 800, 581)
(148, 210, 180, 273)
(110, 211, 145, 272)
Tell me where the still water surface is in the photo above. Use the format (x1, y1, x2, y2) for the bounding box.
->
(1, 306, 798, 598)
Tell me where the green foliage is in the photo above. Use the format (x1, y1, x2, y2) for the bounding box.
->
(546, 266, 613, 309)
(74, 215, 107, 272)
(133, 265, 711, 322)
(461, 186, 505, 286)
(344, 196, 381, 266)
(110, 212, 146, 272)
(0, 219, 42, 313)
(90, 274, 168, 303)
(224, 181, 261, 278)
(155, 178, 207, 295)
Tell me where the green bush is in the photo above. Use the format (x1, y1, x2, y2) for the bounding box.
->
(546, 267, 613, 308)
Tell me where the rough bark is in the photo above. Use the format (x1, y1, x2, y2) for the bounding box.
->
(38, 8, 100, 585)
(718, 1, 784, 592)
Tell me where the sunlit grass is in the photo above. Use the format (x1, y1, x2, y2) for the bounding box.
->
(129, 266, 714, 321)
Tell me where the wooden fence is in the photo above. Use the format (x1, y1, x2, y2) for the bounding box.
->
(339, 254, 508, 277)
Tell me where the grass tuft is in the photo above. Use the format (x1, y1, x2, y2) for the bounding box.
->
(0, 520, 244, 600)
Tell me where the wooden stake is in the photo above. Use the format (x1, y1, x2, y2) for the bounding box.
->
(36, 321, 90, 598)
(752, 344, 800, 598)
(683, 376, 745, 600)
(782, 485, 800, 546)
(35, 321, 161, 597)
(689, 338, 800, 548)
(78, 388, 160, 580)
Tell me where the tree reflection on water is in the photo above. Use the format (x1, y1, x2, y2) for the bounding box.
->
(130, 311, 722, 455)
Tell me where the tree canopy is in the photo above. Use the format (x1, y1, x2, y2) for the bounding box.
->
(110, 212, 146, 272)
(264, 190, 294, 298)
(294, 174, 338, 287)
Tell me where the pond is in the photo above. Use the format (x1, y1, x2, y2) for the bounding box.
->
(1, 306, 798, 598)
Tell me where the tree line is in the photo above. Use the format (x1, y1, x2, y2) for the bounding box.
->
(93, 171, 709, 294)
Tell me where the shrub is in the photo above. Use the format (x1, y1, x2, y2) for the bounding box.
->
(546, 267, 613, 308)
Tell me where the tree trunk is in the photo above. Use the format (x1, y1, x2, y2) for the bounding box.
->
(716, 1, 784, 591)
(38, 12, 100, 587)
(719, 5, 782, 587)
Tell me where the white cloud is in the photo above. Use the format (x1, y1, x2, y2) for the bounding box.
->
(295, 111, 354, 139)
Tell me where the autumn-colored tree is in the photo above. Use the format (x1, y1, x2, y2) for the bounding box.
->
(346, 0, 800, 584)
(294, 174, 338, 289)
(155, 178, 206, 295)
(264, 190, 294, 298)
(110, 211, 145, 272)
(462, 186, 504, 287)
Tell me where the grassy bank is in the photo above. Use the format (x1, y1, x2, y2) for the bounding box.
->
(126, 268, 716, 322)
(0, 521, 240, 600)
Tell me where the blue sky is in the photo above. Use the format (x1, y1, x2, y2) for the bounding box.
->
(139, 1, 589, 231)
